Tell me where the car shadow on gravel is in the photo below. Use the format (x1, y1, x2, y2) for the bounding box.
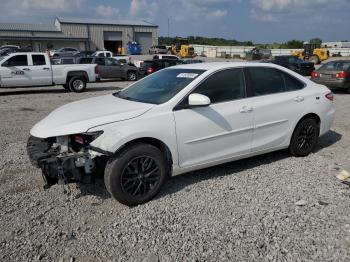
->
(0, 86, 122, 96)
(157, 130, 342, 199)
(63, 130, 342, 203)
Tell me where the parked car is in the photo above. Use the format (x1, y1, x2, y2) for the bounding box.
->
(0, 45, 20, 50)
(75, 51, 95, 58)
(272, 55, 315, 76)
(153, 54, 179, 60)
(28, 62, 335, 206)
(180, 59, 203, 64)
(311, 60, 350, 93)
(149, 45, 168, 54)
(51, 56, 77, 65)
(92, 51, 132, 64)
(51, 47, 79, 58)
(139, 59, 183, 77)
(246, 48, 272, 61)
(0, 52, 98, 92)
(78, 57, 138, 81)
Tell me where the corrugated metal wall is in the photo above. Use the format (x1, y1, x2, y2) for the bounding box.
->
(60, 23, 158, 53)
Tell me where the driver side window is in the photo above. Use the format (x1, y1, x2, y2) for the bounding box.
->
(193, 68, 246, 104)
(4, 55, 28, 67)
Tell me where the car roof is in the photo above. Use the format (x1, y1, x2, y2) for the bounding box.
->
(324, 60, 350, 63)
(169, 61, 283, 71)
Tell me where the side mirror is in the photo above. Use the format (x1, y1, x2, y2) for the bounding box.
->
(1, 61, 9, 67)
(188, 93, 211, 107)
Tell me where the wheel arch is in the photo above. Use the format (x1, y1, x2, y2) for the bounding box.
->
(290, 112, 321, 145)
(114, 137, 174, 174)
(66, 71, 88, 83)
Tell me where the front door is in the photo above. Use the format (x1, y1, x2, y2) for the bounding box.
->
(106, 58, 124, 78)
(173, 68, 254, 168)
(0, 54, 31, 87)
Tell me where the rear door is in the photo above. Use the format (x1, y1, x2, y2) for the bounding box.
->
(246, 67, 307, 152)
(29, 54, 52, 86)
(0, 54, 31, 87)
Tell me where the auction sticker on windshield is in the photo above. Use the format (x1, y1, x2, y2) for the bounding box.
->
(177, 73, 199, 78)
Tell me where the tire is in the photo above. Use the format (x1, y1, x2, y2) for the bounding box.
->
(126, 71, 137, 81)
(289, 118, 319, 157)
(68, 76, 87, 93)
(104, 144, 169, 206)
(309, 55, 320, 65)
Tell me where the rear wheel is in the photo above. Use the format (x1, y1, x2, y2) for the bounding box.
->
(104, 144, 168, 206)
(68, 76, 87, 93)
(290, 118, 319, 157)
(127, 71, 137, 81)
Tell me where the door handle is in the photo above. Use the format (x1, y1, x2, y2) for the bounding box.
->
(294, 96, 304, 102)
(22, 68, 31, 71)
(240, 106, 253, 113)
(43, 68, 50, 70)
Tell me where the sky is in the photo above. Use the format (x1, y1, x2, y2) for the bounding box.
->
(0, 0, 349, 43)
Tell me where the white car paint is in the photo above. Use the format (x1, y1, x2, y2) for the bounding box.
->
(0, 52, 98, 88)
(30, 62, 335, 177)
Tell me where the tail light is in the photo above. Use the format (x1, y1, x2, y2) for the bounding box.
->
(325, 92, 334, 101)
(94, 65, 99, 75)
(147, 67, 154, 74)
(311, 71, 319, 78)
(335, 71, 348, 78)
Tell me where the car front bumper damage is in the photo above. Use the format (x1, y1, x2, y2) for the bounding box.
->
(27, 135, 110, 189)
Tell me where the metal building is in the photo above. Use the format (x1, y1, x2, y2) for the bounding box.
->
(0, 17, 158, 54)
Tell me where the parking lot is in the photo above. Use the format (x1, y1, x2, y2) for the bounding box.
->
(0, 74, 350, 261)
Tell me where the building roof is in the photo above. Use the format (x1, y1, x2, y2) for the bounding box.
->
(0, 23, 59, 32)
(56, 17, 158, 27)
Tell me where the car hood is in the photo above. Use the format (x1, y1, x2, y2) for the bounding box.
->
(30, 94, 154, 138)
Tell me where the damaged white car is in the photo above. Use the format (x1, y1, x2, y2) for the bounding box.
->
(28, 62, 335, 206)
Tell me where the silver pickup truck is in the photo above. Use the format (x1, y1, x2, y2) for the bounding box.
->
(0, 52, 99, 92)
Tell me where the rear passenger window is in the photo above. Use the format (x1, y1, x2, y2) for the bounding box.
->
(194, 68, 245, 103)
(283, 72, 305, 91)
(32, 55, 46, 66)
(248, 67, 285, 96)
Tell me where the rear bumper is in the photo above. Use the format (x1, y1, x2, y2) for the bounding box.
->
(312, 78, 350, 89)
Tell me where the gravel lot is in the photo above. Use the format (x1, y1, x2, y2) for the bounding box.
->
(0, 76, 350, 261)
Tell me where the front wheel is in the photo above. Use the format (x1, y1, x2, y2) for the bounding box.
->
(126, 71, 137, 81)
(68, 76, 87, 93)
(289, 118, 319, 157)
(104, 144, 168, 206)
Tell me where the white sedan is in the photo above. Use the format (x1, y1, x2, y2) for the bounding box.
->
(28, 62, 335, 206)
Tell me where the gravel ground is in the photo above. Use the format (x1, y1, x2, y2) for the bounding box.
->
(0, 77, 350, 261)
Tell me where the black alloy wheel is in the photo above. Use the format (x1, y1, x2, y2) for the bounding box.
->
(290, 118, 319, 157)
(121, 156, 161, 196)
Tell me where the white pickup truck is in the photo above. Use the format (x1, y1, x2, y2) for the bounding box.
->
(0, 52, 99, 92)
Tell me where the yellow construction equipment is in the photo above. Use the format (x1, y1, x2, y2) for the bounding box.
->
(170, 37, 196, 58)
(292, 42, 329, 64)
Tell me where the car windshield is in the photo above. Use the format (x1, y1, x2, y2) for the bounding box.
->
(320, 61, 350, 71)
(115, 69, 205, 104)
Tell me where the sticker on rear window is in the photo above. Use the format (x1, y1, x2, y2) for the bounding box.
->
(177, 73, 199, 78)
